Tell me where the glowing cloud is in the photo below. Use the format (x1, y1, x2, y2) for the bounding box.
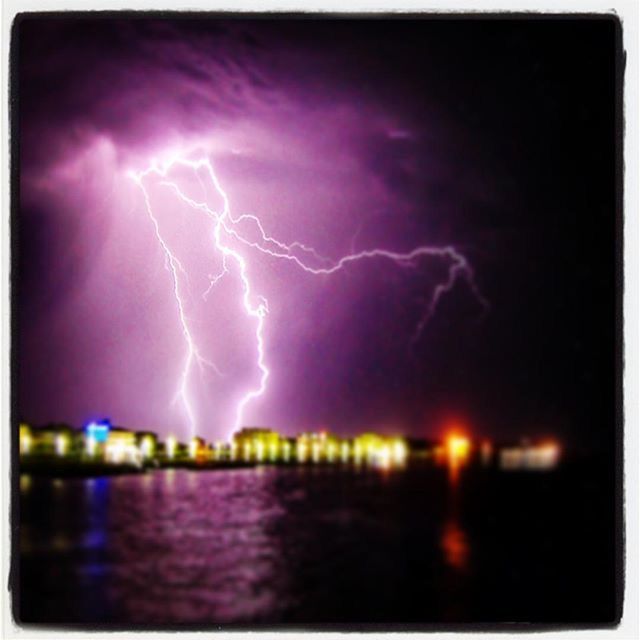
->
(130, 153, 488, 441)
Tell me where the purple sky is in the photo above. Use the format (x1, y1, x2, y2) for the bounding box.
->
(16, 18, 617, 448)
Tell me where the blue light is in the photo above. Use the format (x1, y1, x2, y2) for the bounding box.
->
(85, 420, 111, 443)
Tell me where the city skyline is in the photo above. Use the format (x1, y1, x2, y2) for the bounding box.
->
(11, 14, 623, 629)
(16, 17, 618, 450)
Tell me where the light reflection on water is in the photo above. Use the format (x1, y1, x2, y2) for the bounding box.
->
(19, 467, 465, 623)
(82, 468, 289, 622)
(18, 464, 607, 625)
(441, 519, 469, 571)
(440, 463, 470, 572)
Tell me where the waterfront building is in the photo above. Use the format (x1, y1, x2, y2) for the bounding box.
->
(19, 423, 32, 455)
(353, 433, 386, 464)
(499, 440, 561, 471)
(135, 431, 158, 460)
(21, 423, 77, 458)
(233, 428, 282, 462)
(189, 436, 208, 462)
(104, 427, 141, 466)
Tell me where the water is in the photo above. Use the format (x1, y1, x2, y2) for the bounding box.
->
(17, 463, 617, 626)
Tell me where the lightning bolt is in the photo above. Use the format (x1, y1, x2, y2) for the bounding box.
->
(129, 154, 488, 441)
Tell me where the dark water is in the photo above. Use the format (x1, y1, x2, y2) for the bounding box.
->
(17, 463, 618, 626)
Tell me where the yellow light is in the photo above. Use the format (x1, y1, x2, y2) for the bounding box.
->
(55, 433, 69, 457)
(377, 445, 392, 469)
(340, 442, 350, 462)
(20, 433, 32, 455)
(312, 441, 321, 463)
(392, 439, 408, 465)
(283, 441, 291, 461)
(297, 441, 307, 462)
(20, 475, 31, 492)
(166, 436, 177, 460)
(243, 442, 252, 461)
(446, 434, 471, 461)
(255, 440, 265, 462)
(189, 438, 198, 459)
(141, 436, 154, 459)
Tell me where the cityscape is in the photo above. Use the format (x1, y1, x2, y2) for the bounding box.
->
(13, 14, 620, 628)
(19, 420, 561, 473)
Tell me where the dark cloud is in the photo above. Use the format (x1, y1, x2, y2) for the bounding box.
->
(15, 17, 618, 451)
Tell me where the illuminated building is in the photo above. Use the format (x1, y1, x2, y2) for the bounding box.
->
(135, 431, 158, 460)
(19, 423, 32, 455)
(21, 423, 76, 458)
(499, 440, 561, 471)
(162, 435, 177, 460)
(55, 432, 69, 457)
(351, 434, 408, 469)
(296, 433, 311, 462)
(84, 420, 111, 458)
(353, 433, 382, 462)
(212, 441, 226, 461)
(391, 438, 408, 465)
(104, 427, 140, 466)
(294, 431, 349, 464)
(189, 436, 208, 462)
(233, 428, 282, 462)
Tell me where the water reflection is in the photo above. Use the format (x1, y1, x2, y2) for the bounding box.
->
(441, 519, 469, 571)
(20, 474, 31, 493)
(19, 465, 595, 625)
(102, 468, 290, 623)
(441, 462, 470, 573)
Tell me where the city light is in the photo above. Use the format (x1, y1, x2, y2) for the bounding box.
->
(166, 435, 177, 460)
(18, 420, 563, 475)
(500, 440, 561, 471)
(392, 439, 408, 465)
(85, 420, 111, 443)
(55, 433, 69, 457)
(106, 441, 126, 464)
(446, 434, 471, 464)
(86, 435, 97, 457)
(375, 445, 392, 469)
(20, 425, 32, 455)
(141, 436, 154, 459)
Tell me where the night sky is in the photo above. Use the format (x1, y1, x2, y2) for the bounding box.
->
(14, 16, 620, 449)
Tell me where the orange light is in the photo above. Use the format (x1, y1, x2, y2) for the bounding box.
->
(446, 434, 471, 461)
